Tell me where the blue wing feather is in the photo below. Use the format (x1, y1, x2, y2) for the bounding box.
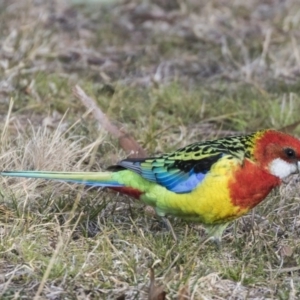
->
(171, 173, 206, 193)
(114, 152, 226, 193)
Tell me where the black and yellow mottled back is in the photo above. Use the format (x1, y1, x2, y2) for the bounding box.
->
(167, 131, 259, 161)
(109, 130, 264, 193)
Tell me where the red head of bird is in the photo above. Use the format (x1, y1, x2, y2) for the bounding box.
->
(253, 130, 300, 179)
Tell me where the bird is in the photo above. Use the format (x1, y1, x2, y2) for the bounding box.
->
(1, 129, 300, 243)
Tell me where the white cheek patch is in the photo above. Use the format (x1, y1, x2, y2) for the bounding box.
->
(269, 158, 298, 179)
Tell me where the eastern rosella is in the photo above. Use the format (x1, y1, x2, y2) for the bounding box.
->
(2, 129, 300, 242)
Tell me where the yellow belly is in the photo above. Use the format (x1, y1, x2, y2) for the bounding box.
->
(139, 155, 249, 225)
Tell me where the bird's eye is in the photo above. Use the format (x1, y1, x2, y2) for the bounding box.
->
(284, 148, 296, 158)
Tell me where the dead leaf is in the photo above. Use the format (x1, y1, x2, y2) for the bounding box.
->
(116, 294, 126, 300)
(119, 131, 147, 158)
(144, 205, 156, 217)
(279, 245, 293, 258)
(178, 285, 190, 300)
(149, 268, 166, 300)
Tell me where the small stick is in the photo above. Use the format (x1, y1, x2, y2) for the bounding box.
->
(73, 85, 147, 158)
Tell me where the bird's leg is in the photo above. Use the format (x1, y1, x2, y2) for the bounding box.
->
(203, 222, 230, 248)
(212, 236, 222, 249)
(162, 217, 178, 242)
(197, 234, 221, 249)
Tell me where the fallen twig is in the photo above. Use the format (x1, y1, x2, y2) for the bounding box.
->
(73, 85, 147, 158)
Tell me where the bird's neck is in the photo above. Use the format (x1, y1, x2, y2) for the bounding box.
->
(228, 159, 281, 210)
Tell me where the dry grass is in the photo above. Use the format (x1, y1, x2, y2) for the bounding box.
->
(1, 0, 300, 299)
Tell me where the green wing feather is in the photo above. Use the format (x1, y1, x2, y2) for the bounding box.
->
(110, 134, 252, 193)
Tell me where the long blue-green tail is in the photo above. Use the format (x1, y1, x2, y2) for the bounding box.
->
(0, 171, 123, 187)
